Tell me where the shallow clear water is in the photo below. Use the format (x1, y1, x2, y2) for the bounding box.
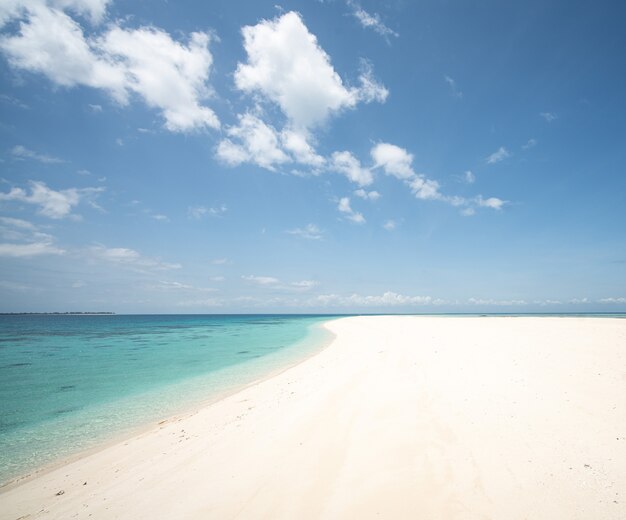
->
(0, 314, 336, 484)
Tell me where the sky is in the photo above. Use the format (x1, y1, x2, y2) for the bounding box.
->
(0, 0, 625, 313)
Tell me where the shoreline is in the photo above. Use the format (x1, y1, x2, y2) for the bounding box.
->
(0, 319, 338, 491)
(1, 316, 625, 519)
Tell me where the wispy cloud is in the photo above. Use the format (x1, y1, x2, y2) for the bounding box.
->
(346, 1, 398, 41)
(486, 146, 510, 164)
(0, 241, 65, 257)
(0, 181, 104, 219)
(287, 224, 324, 240)
(188, 204, 227, 219)
(475, 196, 506, 210)
(463, 170, 475, 184)
(444, 75, 463, 98)
(242, 275, 280, 285)
(90, 246, 181, 271)
(383, 219, 397, 231)
(11, 145, 65, 164)
(540, 112, 557, 122)
(314, 291, 431, 307)
(522, 138, 537, 150)
(0, 217, 65, 257)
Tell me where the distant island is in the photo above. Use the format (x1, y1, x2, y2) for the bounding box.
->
(0, 312, 116, 315)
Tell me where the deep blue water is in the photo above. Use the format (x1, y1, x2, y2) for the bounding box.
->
(0, 314, 335, 484)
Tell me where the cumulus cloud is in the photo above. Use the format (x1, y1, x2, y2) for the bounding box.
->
(354, 188, 380, 201)
(11, 144, 65, 164)
(331, 151, 373, 186)
(0, 180, 103, 219)
(234, 11, 387, 131)
(371, 142, 414, 180)
(216, 113, 289, 170)
(337, 197, 365, 224)
(0, 2, 219, 132)
(486, 146, 510, 164)
(287, 223, 323, 240)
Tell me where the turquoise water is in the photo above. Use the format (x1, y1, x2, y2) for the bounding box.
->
(0, 314, 336, 484)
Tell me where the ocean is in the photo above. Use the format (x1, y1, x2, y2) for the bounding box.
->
(0, 314, 335, 485)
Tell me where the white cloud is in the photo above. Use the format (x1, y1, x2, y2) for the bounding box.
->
(444, 75, 463, 98)
(314, 291, 431, 307)
(460, 207, 475, 217)
(209, 276, 225, 282)
(337, 196, 365, 224)
(468, 298, 527, 306)
(91, 245, 181, 270)
(354, 188, 380, 201)
(287, 223, 323, 240)
(383, 219, 396, 231)
(234, 11, 386, 131)
(88, 103, 102, 112)
(0, 240, 65, 257)
(476, 196, 506, 210)
(0, 3, 219, 132)
(280, 129, 325, 168)
(188, 204, 227, 219)
(52, 0, 111, 24)
(211, 257, 229, 265)
(291, 280, 318, 290)
(242, 275, 279, 285)
(355, 59, 389, 103)
(0, 215, 65, 256)
(371, 142, 414, 180)
(540, 112, 557, 122)
(331, 151, 373, 186)
(11, 144, 64, 164)
(598, 297, 626, 304)
(216, 113, 289, 170)
(176, 298, 223, 308)
(100, 27, 219, 132)
(522, 138, 537, 150)
(408, 176, 442, 201)
(346, 1, 398, 40)
(151, 214, 169, 222)
(0, 216, 36, 231)
(0, 180, 103, 219)
(464, 170, 475, 184)
(148, 280, 215, 292)
(486, 146, 510, 164)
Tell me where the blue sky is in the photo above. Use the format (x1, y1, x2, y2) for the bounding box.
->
(0, 0, 624, 313)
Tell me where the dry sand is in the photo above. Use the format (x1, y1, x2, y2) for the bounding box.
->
(1, 316, 625, 519)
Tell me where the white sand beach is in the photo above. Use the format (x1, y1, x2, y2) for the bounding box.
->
(1, 316, 625, 519)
